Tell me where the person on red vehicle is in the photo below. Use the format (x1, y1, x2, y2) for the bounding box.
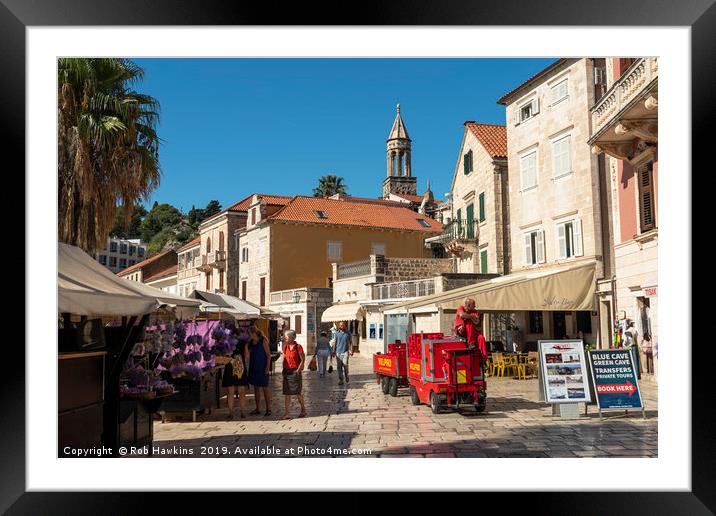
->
(454, 297, 487, 359)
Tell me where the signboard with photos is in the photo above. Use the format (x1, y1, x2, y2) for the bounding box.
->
(538, 340, 591, 404)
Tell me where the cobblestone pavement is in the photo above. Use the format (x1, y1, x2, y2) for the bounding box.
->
(152, 355, 658, 458)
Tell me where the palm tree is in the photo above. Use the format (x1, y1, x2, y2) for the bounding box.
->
(313, 175, 348, 198)
(58, 58, 161, 252)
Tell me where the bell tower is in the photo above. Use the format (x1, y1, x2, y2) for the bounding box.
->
(383, 104, 417, 198)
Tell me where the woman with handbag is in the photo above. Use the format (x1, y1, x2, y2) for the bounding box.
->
(281, 330, 307, 420)
(222, 337, 249, 419)
(315, 331, 332, 377)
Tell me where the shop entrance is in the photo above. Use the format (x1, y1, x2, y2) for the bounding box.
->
(552, 311, 567, 339)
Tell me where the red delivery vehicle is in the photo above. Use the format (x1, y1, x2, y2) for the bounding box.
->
(407, 332, 487, 414)
(372, 341, 409, 397)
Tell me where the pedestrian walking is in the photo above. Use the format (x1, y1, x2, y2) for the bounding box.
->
(332, 321, 353, 386)
(247, 325, 272, 417)
(623, 320, 641, 379)
(315, 331, 332, 377)
(222, 335, 249, 419)
(281, 330, 307, 420)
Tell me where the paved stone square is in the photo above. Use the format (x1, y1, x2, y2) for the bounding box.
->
(152, 355, 657, 458)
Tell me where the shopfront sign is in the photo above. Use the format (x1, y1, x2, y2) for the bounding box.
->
(587, 349, 645, 419)
(538, 340, 591, 405)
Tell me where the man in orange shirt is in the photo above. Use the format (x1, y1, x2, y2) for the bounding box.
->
(454, 297, 487, 359)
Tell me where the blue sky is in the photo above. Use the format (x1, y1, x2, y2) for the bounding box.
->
(134, 58, 557, 212)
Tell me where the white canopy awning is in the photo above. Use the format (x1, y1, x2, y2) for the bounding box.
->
(191, 290, 261, 319)
(320, 302, 365, 323)
(384, 261, 597, 314)
(58, 243, 202, 317)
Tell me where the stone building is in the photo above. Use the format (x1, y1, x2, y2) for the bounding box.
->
(92, 237, 147, 273)
(176, 236, 201, 297)
(235, 194, 442, 306)
(327, 254, 498, 355)
(432, 121, 509, 275)
(497, 58, 616, 348)
(588, 57, 658, 379)
(117, 248, 177, 285)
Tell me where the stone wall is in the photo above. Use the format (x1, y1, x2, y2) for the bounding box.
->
(375, 255, 454, 283)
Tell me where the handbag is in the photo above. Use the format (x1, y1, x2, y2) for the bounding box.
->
(308, 355, 317, 371)
(231, 357, 244, 379)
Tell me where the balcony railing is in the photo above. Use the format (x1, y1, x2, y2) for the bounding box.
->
(438, 218, 479, 244)
(591, 57, 658, 137)
(207, 250, 226, 268)
(371, 278, 437, 301)
(269, 289, 307, 305)
(336, 259, 372, 280)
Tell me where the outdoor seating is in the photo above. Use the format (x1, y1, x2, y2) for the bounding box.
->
(491, 352, 505, 378)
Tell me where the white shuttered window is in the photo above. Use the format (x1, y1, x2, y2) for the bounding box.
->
(521, 151, 538, 190)
(552, 135, 572, 178)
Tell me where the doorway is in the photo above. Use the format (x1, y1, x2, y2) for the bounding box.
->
(552, 311, 567, 339)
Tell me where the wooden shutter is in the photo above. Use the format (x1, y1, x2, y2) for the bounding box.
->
(241, 281, 247, 300)
(536, 230, 545, 263)
(480, 249, 488, 273)
(295, 315, 302, 335)
(524, 233, 533, 265)
(466, 204, 474, 239)
(532, 97, 540, 115)
(464, 153, 469, 174)
(557, 224, 567, 259)
(573, 219, 583, 256)
(260, 277, 265, 306)
(456, 208, 462, 237)
(478, 192, 485, 222)
(638, 162, 656, 231)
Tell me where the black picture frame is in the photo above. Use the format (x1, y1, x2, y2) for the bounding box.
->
(4, 0, 706, 513)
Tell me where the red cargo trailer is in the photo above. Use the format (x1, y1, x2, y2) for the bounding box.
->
(407, 332, 487, 414)
(372, 341, 409, 397)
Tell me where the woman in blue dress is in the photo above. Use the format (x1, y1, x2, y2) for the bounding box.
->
(247, 325, 272, 416)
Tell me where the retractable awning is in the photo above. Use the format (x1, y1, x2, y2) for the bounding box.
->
(320, 302, 365, 323)
(58, 243, 202, 317)
(384, 261, 597, 314)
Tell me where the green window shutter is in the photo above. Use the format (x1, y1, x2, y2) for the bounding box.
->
(478, 192, 485, 222)
(463, 154, 469, 175)
(480, 250, 488, 273)
(456, 208, 462, 237)
(466, 204, 474, 239)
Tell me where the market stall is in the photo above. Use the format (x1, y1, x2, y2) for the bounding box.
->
(58, 243, 202, 456)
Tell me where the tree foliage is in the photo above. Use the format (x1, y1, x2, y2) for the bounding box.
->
(58, 58, 161, 252)
(313, 175, 348, 198)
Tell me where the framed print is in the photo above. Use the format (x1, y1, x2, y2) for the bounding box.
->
(4, 0, 709, 513)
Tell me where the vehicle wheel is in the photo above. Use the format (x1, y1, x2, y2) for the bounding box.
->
(430, 392, 441, 414)
(475, 401, 486, 413)
(409, 386, 421, 405)
(380, 376, 390, 394)
(388, 378, 398, 397)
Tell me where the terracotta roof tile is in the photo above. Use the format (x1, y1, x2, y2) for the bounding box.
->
(117, 249, 174, 276)
(466, 123, 508, 159)
(177, 236, 200, 253)
(227, 193, 293, 212)
(143, 264, 178, 283)
(267, 196, 442, 232)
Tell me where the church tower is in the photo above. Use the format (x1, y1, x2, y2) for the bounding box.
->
(383, 104, 417, 198)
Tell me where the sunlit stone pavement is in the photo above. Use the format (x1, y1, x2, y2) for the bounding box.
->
(151, 354, 657, 458)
